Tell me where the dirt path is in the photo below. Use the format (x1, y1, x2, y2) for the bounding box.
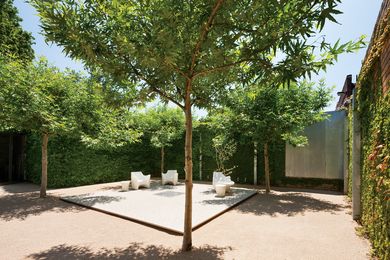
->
(0, 182, 370, 259)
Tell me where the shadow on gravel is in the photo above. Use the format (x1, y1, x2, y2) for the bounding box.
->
(28, 243, 232, 260)
(0, 183, 40, 194)
(63, 195, 125, 206)
(234, 191, 347, 217)
(0, 192, 85, 221)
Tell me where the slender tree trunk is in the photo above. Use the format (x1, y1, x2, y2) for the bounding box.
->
(253, 141, 257, 185)
(8, 135, 13, 182)
(40, 133, 49, 198)
(264, 142, 271, 193)
(199, 132, 202, 181)
(161, 146, 165, 173)
(182, 80, 193, 252)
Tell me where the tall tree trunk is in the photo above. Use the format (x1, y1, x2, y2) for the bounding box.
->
(161, 146, 165, 173)
(182, 81, 193, 252)
(264, 142, 271, 193)
(8, 135, 13, 182)
(40, 133, 48, 198)
(199, 132, 202, 181)
(253, 141, 257, 185)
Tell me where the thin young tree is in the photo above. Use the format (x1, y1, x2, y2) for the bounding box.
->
(212, 81, 331, 192)
(0, 0, 35, 182)
(138, 106, 185, 173)
(32, 0, 363, 250)
(0, 58, 102, 197)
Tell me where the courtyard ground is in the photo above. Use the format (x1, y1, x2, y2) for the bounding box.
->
(0, 182, 370, 259)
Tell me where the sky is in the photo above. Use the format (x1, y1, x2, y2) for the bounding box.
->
(14, 0, 383, 112)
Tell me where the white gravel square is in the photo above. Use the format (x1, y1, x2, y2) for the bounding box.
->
(62, 182, 256, 234)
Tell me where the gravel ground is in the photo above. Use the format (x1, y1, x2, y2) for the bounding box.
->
(0, 182, 370, 260)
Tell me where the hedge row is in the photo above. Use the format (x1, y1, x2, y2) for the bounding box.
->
(25, 127, 342, 190)
(25, 128, 283, 188)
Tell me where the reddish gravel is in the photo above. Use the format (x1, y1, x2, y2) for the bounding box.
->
(0, 182, 370, 260)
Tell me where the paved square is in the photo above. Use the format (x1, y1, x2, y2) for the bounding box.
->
(61, 182, 256, 234)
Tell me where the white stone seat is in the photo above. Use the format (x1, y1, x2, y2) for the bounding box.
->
(131, 171, 151, 190)
(162, 170, 178, 185)
(212, 171, 234, 192)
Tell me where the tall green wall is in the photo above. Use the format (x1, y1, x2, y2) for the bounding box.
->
(351, 6, 390, 257)
(356, 70, 389, 259)
(26, 128, 287, 188)
(26, 127, 342, 190)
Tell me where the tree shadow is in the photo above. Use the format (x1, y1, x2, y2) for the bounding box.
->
(0, 182, 40, 194)
(0, 192, 86, 221)
(200, 190, 256, 206)
(28, 243, 232, 260)
(148, 181, 185, 191)
(154, 191, 184, 197)
(95, 184, 125, 192)
(62, 195, 124, 206)
(200, 189, 215, 195)
(233, 191, 347, 217)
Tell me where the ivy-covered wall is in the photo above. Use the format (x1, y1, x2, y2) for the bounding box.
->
(352, 2, 389, 258)
(356, 73, 389, 259)
(348, 107, 353, 197)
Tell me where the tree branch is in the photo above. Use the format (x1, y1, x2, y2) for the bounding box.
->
(164, 61, 190, 80)
(150, 86, 185, 109)
(189, 0, 224, 76)
(193, 57, 272, 78)
(129, 64, 185, 109)
(192, 2, 317, 79)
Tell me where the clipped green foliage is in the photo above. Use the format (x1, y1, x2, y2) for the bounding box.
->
(26, 125, 343, 190)
(26, 134, 161, 188)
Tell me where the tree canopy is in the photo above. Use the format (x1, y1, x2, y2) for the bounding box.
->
(137, 106, 185, 173)
(139, 106, 185, 149)
(32, 0, 364, 250)
(0, 0, 34, 61)
(0, 57, 82, 134)
(32, 0, 363, 108)
(216, 81, 331, 145)
(0, 57, 105, 197)
(209, 80, 332, 191)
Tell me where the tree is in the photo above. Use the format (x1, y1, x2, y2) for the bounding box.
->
(206, 113, 238, 175)
(213, 81, 331, 192)
(137, 106, 185, 173)
(32, 0, 363, 250)
(81, 107, 143, 151)
(0, 0, 35, 182)
(0, 0, 34, 61)
(0, 57, 103, 197)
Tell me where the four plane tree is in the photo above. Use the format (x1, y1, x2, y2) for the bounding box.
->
(32, 0, 363, 250)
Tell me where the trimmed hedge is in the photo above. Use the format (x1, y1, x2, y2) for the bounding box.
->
(26, 126, 343, 191)
(26, 134, 162, 188)
(26, 129, 285, 188)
